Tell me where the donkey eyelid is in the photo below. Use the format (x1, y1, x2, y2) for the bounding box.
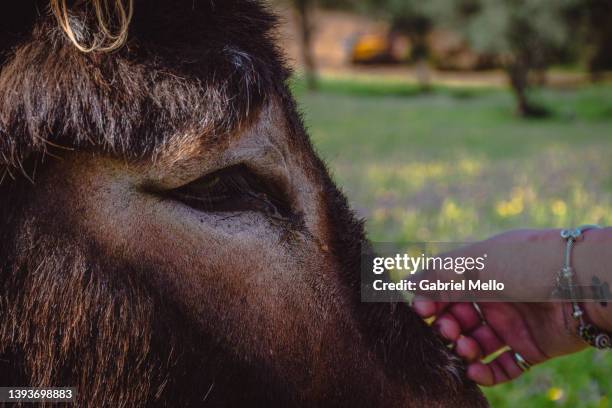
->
(160, 164, 296, 222)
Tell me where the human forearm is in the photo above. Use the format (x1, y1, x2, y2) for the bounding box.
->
(570, 227, 612, 332)
(512, 227, 612, 333)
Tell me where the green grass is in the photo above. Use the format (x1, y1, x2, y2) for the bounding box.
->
(293, 76, 612, 407)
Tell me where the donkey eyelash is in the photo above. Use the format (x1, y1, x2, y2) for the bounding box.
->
(164, 164, 295, 221)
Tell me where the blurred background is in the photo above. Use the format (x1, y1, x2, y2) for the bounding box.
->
(268, 0, 612, 406)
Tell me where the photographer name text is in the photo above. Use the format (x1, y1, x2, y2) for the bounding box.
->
(372, 279, 504, 292)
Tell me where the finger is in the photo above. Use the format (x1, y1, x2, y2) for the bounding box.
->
(433, 313, 461, 341)
(455, 335, 481, 363)
(411, 298, 436, 317)
(469, 325, 524, 383)
(480, 303, 547, 364)
(449, 302, 483, 332)
(411, 297, 449, 318)
(489, 359, 511, 384)
(466, 362, 494, 386)
(494, 351, 523, 380)
(467, 360, 510, 386)
(470, 324, 506, 356)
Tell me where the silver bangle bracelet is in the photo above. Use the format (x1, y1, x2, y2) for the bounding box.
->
(557, 225, 611, 349)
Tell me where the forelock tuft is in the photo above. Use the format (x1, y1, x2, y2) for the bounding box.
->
(0, 0, 289, 180)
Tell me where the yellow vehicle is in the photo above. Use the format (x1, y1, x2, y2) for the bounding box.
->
(349, 32, 409, 64)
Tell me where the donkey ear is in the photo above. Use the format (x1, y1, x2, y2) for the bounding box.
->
(0, 1, 46, 58)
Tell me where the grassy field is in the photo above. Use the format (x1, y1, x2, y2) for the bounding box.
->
(292, 76, 612, 407)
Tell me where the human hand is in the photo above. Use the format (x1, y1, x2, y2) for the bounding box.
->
(411, 229, 592, 386)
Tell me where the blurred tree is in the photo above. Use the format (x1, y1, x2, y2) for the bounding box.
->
(574, 0, 612, 79)
(444, 0, 579, 117)
(360, 0, 435, 91)
(272, 0, 318, 89)
(317, 0, 354, 8)
(294, 0, 318, 90)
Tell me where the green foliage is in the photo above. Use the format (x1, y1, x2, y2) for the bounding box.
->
(316, 0, 354, 10)
(484, 350, 611, 408)
(372, 0, 433, 33)
(457, 0, 578, 64)
(342, 0, 437, 37)
(434, 0, 585, 115)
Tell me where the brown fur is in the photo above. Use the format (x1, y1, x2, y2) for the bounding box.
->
(0, 1, 488, 407)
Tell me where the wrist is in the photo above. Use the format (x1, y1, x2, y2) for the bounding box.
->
(571, 227, 612, 333)
(528, 228, 612, 342)
(582, 303, 612, 333)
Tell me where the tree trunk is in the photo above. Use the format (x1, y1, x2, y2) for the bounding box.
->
(295, 0, 317, 90)
(508, 63, 530, 116)
(414, 58, 431, 92)
(506, 59, 546, 117)
(410, 33, 431, 92)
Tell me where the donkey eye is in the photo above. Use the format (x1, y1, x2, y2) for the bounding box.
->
(164, 164, 295, 221)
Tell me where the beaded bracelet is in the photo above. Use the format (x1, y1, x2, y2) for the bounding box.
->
(557, 225, 611, 349)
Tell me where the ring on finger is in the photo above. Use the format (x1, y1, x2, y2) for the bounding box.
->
(513, 351, 532, 372)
